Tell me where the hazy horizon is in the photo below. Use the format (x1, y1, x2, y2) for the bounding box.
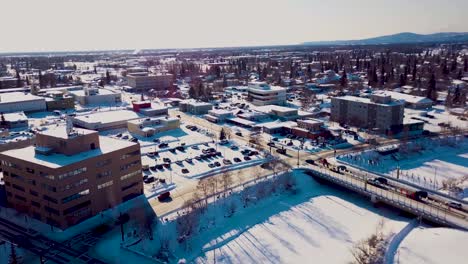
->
(2, 0, 468, 53)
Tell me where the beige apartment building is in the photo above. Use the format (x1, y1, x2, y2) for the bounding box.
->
(127, 116, 180, 137)
(127, 74, 174, 91)
(0, 127, 143, 229)
(331, 94, 404, 132)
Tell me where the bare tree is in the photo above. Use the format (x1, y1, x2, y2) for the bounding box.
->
(350, 219, 388, 264)
(221, 171, 234, 195)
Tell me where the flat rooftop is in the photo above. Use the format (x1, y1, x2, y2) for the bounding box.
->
(335, 95, 403, 106)
(0, 92, 45, 104)
(39, 127, 96, 140)
(0, 136, 137, 168)
(74, 110, 141, 124)
(69, 88, 118, 96)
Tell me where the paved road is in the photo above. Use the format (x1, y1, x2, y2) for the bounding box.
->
(0, 216, 105, 264)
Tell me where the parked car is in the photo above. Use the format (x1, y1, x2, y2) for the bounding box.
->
(235, 132, 243, 137)
(159, 143, 169, 148)
(158, 192, 171, 201)
(244, 156, 252, 161)
(214, 161, 221, 167)
(276, 148, 287, 155)
(305, 159, 316, 165)
(163, 158, 171, 163)
(208, 163, 215, 168)
(175, 161, 183, 166)
(219, 140, 229, 145)
(233, 157, 242, 163)
(144, 176, 155, 184)
(191, 145, 199, 150)
(223, 159, 232, 165)
(181, 168, 189, 174)
(159, 178, 166, 184)
(176, 146, 185, 151)
(230, 145, 239, 150)
(185, 158, 193, 163)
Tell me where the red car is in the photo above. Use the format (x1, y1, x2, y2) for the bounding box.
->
(158, 191, 171, 201)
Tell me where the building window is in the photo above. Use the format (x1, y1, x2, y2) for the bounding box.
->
(26, 168, 35, 174)
(120, 160, 139, 171)
(62, 189, 90, 204)
(15, 195, 26, 202)
(41, 183, 57, 193)
(122, 181, 139, 191)
(30, 190, 38, 197)
(120, 170, 141, 181)
(58, 178, 88, 192)
(97, 171, 112, 179)
(120, 150, 140, 160)
(12, 184, 25, 192)
(57, 167, 87, 180)
(43, 195, 58, 204)
(97, 180, 113, 190)
(44, 206, 59, 216)
(96, 159, 111, 168)
(31, 201, 40, 208)
(64, 200, 91, 215)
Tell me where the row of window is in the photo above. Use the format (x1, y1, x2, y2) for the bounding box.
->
(120, 170, 141, 181)
(58, 178, 88, 192)
(62, 188, 89, 204)
(58, 167, 87, 180)
(97, 180, 113, 190)
(120, 160, 139, 171)
(120, 150, 140, 160)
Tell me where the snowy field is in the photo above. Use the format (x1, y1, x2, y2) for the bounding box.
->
(397, 226, 468, 264)
(93, 170, 413, 264)
(338, 136, 468, 197)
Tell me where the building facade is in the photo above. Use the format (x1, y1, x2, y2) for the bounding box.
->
(0, 127, 143, 229)
(247, 81, 287, 106)
(127, 116, 180, 137)
(331, 94, 404, 132)
(127, 74, 174, 91)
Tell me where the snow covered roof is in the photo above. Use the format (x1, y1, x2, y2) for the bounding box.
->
(0, 92, 45, 104)
(73, 110, 141, 124)
(3, 112, 27, 122)
(374, 91, 432, 104)
(1, 136, 136, 168)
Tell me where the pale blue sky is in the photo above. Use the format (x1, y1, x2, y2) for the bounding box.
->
(1, 0, 467, 52)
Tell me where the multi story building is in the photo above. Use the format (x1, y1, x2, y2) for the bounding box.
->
(69, 87, 121, 106)
(0, 92, 47, 113)
(0, 126, 143, 229)
(127, 116, 180, 137)
(127, 74, 174, 91)
(331, 94, 404, 132)
(247, 81, 286, 106)
(179, 100, 213, 115)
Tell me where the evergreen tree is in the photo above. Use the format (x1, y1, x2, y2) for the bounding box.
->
(106, 70, 111, 84)
(340, 69, 348, 88)
(427, 73, 437, 101)
(188, 85, 197, 99)
(38, 71, 43, 88)
(457, 69, 463, 80)
(464, 56, 468, 72)
(219, 128, 226, 140)
(15, 70, 21, 88)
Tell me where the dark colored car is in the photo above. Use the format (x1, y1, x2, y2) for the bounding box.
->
(234, 157, 242, 163)
(159, 143, 169, 148)
(214, 161, 221, 167)
(244, 156, 252, 161)
(144, 176, 155, 184)
(305, 159, 316, 165)
(181, 168, 189, 174)
(158, 192, 171, 201)
(235, 132, 243, 137)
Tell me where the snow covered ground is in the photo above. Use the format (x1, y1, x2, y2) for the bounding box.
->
(338, 136, 468, 197)
(397, 226, 468, 264)
(93, 170, 413, 264)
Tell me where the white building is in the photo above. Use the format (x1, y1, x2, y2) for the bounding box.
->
(72, 110, 141, 131)
(0, 92, 46, 113)
(69, 87, 122, 106)
(374, 91, 433, 109)
(247, 81, 287, 106)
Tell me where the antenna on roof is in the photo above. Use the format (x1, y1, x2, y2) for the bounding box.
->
(66, 116, 74, 135)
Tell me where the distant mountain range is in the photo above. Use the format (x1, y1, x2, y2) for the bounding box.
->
(302, 32, 468, 46)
